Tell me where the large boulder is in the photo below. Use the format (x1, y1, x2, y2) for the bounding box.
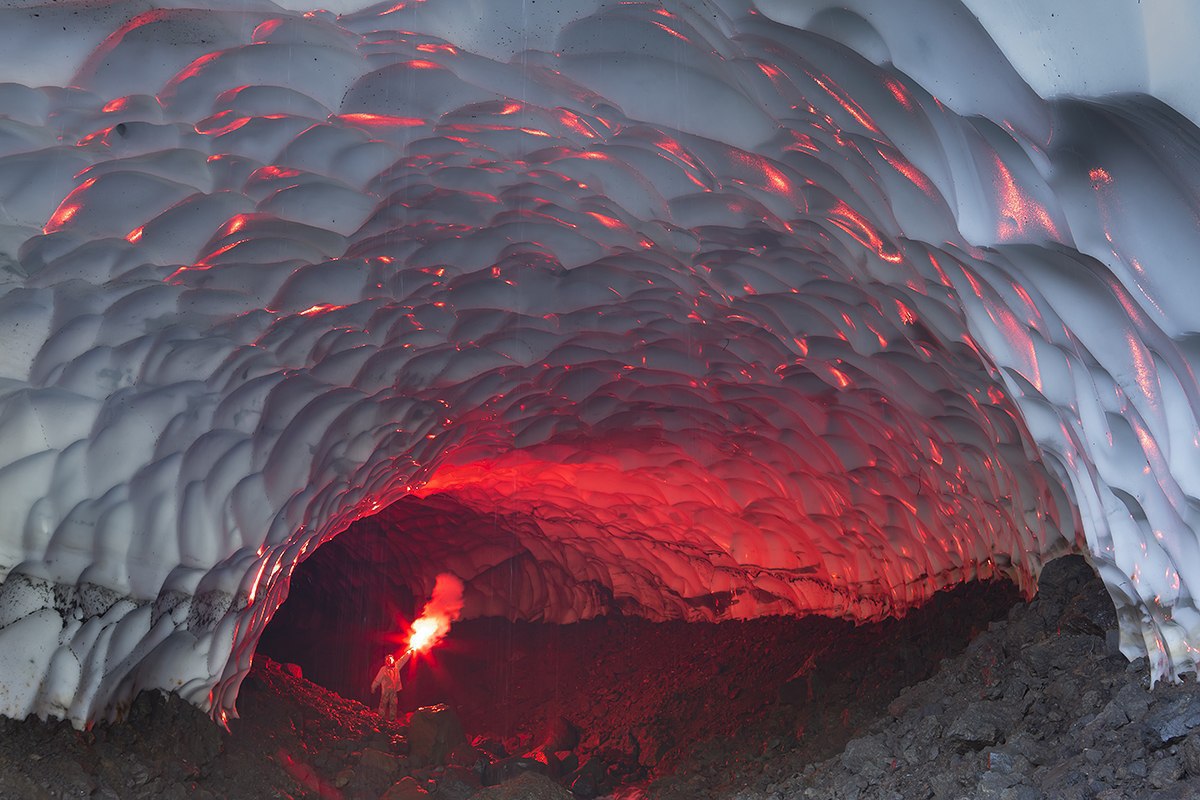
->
(346, 747, 405, 799)
(539, 717, 580, 753)
(1034, 555, 1117, 636)
(564, 757, 607, 799)
(407, 704, 468, 768)
(1144, 694, 1200, 749)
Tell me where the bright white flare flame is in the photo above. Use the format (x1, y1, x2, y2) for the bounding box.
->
(408, 617, 440, 653)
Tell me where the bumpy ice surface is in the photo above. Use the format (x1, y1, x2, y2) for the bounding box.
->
(0, 0, 1198, 727)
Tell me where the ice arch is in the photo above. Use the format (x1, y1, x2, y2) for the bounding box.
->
(0, 0, 1198, 727)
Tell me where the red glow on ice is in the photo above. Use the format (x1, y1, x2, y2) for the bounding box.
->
(761, 161, 793, 196)
(652, 135, 705, 187)
(416, 43, 458, 55)
(192, 239, 247, 267)
(806, 71, 879, 133)
(44, 178, 97, 233)
(404, 59, 443, 70)
(336, 113, 426, 129)
(297, 304, 348, 317)
(784, 131, 820, 154)
(927, 253, 953, 287)
(878, 148, 938, 199)
(1126, 330, 1157, 404)
(251, 19, 285, 40)
(1012, 283, 1041, 325)
(993, 155, 1059, 241)
(102, 97, 132, 113)
(990, 302, 1041, 391)
(756, 62, 784, 81)
(76, 126, 120, 147)
(651, 21, 690, 42)
(952, 261, 985, 299)
(558, 109, 598, 138)
(82, 9, 175, 85)
(166, 264, 202, 282)
(730, 151, 804, 208)
(883, 77, 914, 111)
(249, 165, 303, 182)
(830, 200, 903, 263)
(168, 51, 225, 90)
(219, 213, 265, 236)
(585, 211, 627, 230)
(194, 111, 255, 136)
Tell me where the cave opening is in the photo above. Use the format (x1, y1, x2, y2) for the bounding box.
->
(254, 491, 1031, 796)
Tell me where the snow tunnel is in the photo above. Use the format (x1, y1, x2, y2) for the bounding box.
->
(1, 0, 1199, 730)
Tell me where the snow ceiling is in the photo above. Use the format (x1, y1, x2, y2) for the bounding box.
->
(1, 0, 1199, 727)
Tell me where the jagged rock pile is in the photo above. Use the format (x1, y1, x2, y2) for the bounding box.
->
(740, 556, 1200, 800)
(0, 659, 573, 800)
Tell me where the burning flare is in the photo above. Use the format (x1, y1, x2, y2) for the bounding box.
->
(406, 574, 465, 653)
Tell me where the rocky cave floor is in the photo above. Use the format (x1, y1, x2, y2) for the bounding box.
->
(4, 557, 1200, 799)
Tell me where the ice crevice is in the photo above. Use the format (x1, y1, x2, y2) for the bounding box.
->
(0, 0, 1198, 727)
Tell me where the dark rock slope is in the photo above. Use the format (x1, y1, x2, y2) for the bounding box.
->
(734, 556, 1200, 800)
(1, 556, 1194, 799)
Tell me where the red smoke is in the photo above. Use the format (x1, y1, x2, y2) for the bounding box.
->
(407, 573, 464, 653)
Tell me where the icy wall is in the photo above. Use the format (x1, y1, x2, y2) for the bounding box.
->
(0, 0, 1197, 727)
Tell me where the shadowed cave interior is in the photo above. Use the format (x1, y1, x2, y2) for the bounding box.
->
(250, 491, 1032, 796)
(257, 494, 1027, 707)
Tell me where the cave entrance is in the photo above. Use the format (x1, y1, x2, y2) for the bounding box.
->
(255, 491, 1026, 794)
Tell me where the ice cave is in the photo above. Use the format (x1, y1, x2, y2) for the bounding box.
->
(2, 0, 1200, 796)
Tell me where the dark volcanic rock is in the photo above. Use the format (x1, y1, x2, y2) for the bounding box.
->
(407, 703, 468, 768)
(1181, 731, 1200, 776)
(839, 735, 891, 777)
(946, 701, 1010, 749)
(725, 556, 1193, 800)
(0, 658, 382, 799)
(1143, 694, 1200, 747)
(565, 756, 608, 798)
(482, 755, 548, 786)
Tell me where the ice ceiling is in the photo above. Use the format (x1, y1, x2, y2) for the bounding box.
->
(0, 0, 1198, 728)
